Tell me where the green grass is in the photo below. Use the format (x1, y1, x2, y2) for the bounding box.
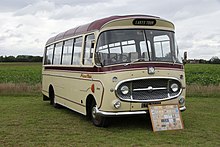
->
(185, 64, 220, 85)
(0, 62, 41, 84)
(0, 95, 219, 146)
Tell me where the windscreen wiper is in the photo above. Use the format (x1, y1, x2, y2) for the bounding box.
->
(124, 58, 145, 66)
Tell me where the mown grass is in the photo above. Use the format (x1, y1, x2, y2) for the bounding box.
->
(0, 95, 219, 146)
(0, 63, 220, 146)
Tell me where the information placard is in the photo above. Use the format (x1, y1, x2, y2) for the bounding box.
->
(149, 104, 184, 132)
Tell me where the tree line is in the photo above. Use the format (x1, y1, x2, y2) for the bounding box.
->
(187, 56, 220, 64)
(0, 55, 43, 62)
(0, 55, 219, 64)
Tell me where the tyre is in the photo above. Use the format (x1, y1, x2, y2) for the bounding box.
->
(91, 100, 108, 127)
(49, 87, 60, 108)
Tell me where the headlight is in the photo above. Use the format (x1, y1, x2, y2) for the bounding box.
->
(121, 85, 129, 95)
(171, 83, 179, 92)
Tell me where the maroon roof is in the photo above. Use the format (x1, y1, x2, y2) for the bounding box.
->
(46, 15, 159, 45)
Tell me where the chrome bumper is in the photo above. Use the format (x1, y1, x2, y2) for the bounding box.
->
(95, 106, 186, 117)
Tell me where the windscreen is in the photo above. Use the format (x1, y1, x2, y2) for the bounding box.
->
(95, 29, 182, 66)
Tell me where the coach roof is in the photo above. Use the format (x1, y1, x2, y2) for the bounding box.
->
(46, 15, 159, 46)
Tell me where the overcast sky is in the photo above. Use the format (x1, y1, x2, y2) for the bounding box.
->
(0, 0, 219, 60)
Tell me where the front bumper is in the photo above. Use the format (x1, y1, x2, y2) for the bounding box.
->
(95, 105, 186, 117)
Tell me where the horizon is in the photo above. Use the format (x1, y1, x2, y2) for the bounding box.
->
(1, 54, 219, 61)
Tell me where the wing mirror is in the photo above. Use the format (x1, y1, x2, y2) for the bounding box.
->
(183, 51, 187, 64)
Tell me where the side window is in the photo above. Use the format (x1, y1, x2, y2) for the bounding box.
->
(53, 42, 63, 65)
(72, 37, 82, 65)
(45, 45, 54, 65)
(62, 39, 73, 65)
(83, 34, 95, 65)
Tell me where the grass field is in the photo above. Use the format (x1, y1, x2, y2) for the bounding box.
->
(0, 62, 41, 95)
(0, 62, 219, 100)
(0, 62, 220, 146)
(0, 62, 220, 96)
(0, 95, 219, 146)
(0, 62, 41, 84)
(1, 62, 219, 86)
(185, 64, 220, 85)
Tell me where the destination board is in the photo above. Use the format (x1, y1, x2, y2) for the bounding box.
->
(149, 104, 184, 132)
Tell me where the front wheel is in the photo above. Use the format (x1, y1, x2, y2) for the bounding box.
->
(91, 101, 108, 127)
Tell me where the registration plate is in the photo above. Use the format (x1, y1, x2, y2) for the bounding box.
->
(141, 102, 161, 108)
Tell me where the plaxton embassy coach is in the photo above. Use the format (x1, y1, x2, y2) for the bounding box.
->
(42, 15, 186, 127)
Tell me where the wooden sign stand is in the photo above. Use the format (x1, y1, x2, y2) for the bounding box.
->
(148, 104, 184, 132)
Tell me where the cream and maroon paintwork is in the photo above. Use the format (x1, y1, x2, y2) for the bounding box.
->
(42, 15, 186, 116)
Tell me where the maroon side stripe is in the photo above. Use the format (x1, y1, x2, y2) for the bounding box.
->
(44, 63, 183, 72)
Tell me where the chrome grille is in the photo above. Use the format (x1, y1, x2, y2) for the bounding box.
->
(115, 77, 182, 102)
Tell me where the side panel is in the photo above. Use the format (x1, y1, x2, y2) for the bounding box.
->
(42, 69, 104, 115)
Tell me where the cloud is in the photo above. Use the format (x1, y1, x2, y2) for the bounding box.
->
(14, 1, 55, 17)
(175, 8, 220, 59)
(0, 0, 38, 12)
(0, 0, 219, 59)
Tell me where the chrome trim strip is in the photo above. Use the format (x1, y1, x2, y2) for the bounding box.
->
(94, 107, 147, 117)
(133, 87, 167, 92)
(115, 76, 180, 89)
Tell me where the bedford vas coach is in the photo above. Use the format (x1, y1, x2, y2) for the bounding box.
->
(42, 15, 186, 127)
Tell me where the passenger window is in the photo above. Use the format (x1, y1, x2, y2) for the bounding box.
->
(62, 39, 73, 65)
(72, 37, 82, 65)
(122, 40, 136, 53)
(83, 34, 95, 65)
(45, 45, 54, 65)
(53, 42, 63, 65)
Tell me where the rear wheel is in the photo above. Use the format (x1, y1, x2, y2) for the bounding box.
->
(49, 87, 60, 108)
(91, 100, 108, 127)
